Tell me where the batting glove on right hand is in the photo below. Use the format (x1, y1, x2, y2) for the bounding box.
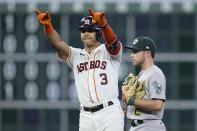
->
(34, 9, 51, 25)
(88, 8, 107, 28)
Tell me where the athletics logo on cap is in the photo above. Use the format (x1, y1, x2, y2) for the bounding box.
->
(85, 19, 90, 25)
(133, 39, 138, 45)
(125, 36, 156, 58)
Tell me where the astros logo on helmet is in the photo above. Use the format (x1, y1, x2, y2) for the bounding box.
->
(78, 16, 102, 42)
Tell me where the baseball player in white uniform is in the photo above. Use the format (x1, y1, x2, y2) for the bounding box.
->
(125, 36, 166, 131)
(35, 8, 124, 131)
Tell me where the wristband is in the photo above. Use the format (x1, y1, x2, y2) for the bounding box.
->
(100, 24, 108, 30)
(128, 97, 135, 105)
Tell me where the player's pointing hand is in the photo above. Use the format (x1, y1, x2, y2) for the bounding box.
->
(88, 8, 107, 28)
(34, 9, 51, 25)
(34, 9, 41, 15)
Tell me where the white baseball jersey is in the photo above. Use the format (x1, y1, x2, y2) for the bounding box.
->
(64, 44, 122, 107)
(127, 65, 166, 120)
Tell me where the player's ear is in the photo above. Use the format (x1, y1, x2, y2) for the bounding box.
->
(145, 51, 151, 58)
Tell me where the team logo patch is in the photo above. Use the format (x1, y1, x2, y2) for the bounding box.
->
(85, 18, 90, 24)
(151, 81, 162, 95)
(133, 39, 138, 45)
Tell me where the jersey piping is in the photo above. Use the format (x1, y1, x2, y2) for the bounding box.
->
(86, 54, 94, 104)
(93, 50, 101, 103)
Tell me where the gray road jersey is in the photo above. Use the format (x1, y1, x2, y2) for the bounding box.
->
(127, 65, 166, 120)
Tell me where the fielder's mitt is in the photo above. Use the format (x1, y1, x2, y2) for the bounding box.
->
(121, 73, 139, 106)
(134, 80, 146, 99)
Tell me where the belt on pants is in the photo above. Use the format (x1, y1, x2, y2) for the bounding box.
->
(131, 120, 144, 127)
(83, 101, 114, 113)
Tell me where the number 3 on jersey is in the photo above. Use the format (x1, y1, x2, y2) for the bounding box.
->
(100, 73, 108, 85)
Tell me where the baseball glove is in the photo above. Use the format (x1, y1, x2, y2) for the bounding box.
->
(121, 73, 139, 106)
(134, 80, 146, 99)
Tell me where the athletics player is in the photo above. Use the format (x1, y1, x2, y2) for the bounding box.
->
(34, 8, 124, 131)
(124, 36, 166, 131)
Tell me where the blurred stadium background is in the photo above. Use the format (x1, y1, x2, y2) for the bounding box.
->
(0, 0, 197, 131)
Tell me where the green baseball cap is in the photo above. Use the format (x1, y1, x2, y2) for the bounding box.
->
(125, 36, 156, 57)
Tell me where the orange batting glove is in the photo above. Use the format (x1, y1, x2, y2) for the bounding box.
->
(34, 9, 51, 25)
(34, 9, 54, 34)
(88, 8, 107, 28)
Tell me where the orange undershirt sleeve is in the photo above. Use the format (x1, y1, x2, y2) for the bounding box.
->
(44, 23, 55, 35)
(102, 25, 121, 55)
